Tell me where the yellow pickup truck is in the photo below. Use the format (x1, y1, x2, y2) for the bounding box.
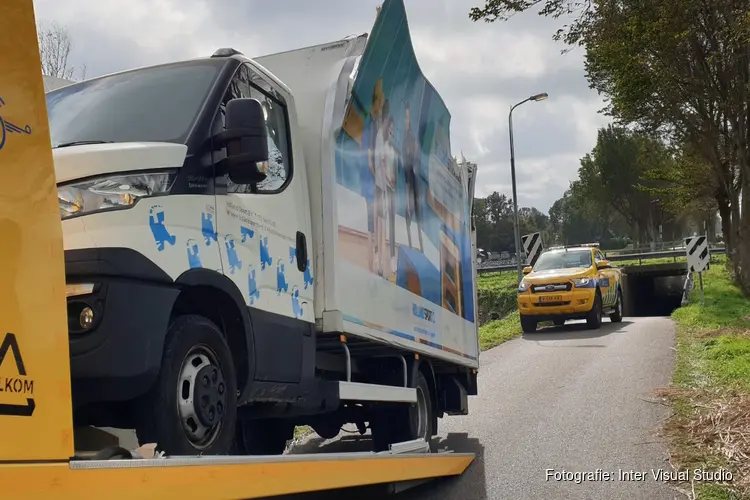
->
(516, 244, 623, 333)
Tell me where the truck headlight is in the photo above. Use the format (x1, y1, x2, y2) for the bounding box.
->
(517, 281, 529, 293)
(58, 171, 178, 220)
(573, 277, 592, 287)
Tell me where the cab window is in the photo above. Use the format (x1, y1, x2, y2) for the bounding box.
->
(218, 63, 291, 193)
(534, 251, 592, 271)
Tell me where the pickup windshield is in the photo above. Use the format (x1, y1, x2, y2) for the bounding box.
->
(534, 251, 592, 271)
(46, 60, 223, 148)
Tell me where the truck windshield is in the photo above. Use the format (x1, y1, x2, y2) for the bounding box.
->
(46, 60, 222, 148)
(534, 251, 592, 271)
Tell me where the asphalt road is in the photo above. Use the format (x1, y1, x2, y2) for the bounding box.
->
(275, 316, 683, 500)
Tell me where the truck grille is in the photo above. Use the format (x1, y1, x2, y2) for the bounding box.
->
(531, 282, 572, 293)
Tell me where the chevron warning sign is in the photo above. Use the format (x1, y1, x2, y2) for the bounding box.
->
(522, 232, 543, 266)
(685, 235, 710, 273)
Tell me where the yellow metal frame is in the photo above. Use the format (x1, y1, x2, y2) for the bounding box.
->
(0, 454, 474, 499)
(0, 1, 473, 498)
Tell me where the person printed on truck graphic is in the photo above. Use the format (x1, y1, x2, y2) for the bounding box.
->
(402, 102, 424, 253)
(384, 114, 399, 275)
(361, 79, 385, 273)
(373, 99, 391, 277)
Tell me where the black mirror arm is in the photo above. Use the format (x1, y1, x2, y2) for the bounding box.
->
(213, 127, 267, 148)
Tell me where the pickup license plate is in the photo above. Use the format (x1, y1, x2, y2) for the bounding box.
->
(539, 295, 562, 303)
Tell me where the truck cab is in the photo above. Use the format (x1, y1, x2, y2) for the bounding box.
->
(53, 49, 324, 454)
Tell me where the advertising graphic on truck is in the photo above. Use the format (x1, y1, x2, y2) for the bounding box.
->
(335, 0, 477, 363)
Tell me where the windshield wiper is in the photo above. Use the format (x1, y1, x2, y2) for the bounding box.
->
(54, 140, 114, 149)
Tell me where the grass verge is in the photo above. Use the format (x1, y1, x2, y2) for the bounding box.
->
(479, 314, 522, 350)
(660, 258, 750, 499)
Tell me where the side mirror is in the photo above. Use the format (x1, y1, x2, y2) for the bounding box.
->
(214, 98, 269, 185)
(523, 266, 532, 275)
(598, 260, 611, 269)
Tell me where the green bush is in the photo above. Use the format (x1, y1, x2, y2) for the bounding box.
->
(476, 272, 518, 325)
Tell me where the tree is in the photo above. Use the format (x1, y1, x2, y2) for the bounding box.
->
(470, 0, 750, 294)
(37, 21, 86, 81)
(473, 192, 552, 253)
(576, 126, 673, 246)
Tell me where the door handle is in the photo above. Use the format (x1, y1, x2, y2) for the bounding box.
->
(295, 231, 307, 272)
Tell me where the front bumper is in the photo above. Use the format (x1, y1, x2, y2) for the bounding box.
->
(65, 248, 180, 406)
(517, 288, 596, 318)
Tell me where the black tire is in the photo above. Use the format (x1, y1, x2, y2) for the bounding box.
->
(586, 291, 603, 330)
(370, 370, 433, 452)
(135, 315, 238, 456)
(520, 314, 537, 333)
(610, 288, 623, 323)
(234, 418, 294, 455)
(553, 319, 566, 327)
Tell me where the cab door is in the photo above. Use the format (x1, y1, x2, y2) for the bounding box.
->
(213, 63, 314, 385)
(594, 249, 617, 306)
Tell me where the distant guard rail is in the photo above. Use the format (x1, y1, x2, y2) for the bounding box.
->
(477, 246, 727, 274)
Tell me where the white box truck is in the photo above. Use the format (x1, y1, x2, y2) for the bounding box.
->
(49, 0, 479, 456)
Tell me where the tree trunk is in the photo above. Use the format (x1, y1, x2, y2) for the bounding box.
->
(718, 195, 733, 270)
(731, 198, 742, 281)
(739, 183, 750, 296)
(706, 215, 716, 244)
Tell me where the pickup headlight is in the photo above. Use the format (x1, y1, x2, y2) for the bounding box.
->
(58, 171, 178, 220)
(517, 281, 529, 293)
(572, 277, 592, 287)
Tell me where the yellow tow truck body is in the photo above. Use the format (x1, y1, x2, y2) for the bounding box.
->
(516, 245, 623, 333)
(0, 2, 473, 498)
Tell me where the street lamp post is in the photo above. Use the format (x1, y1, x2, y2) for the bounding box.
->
(509, 92, 548, 283)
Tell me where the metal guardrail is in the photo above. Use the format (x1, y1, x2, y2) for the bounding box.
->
(477, 246, 726, 274)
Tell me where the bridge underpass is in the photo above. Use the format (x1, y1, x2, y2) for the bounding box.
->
(619, 263, 688, 317)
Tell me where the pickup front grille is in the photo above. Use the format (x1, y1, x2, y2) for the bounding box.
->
(531, 282, 572, 293)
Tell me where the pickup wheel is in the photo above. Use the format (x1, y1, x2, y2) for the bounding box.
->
(233, 418, 295, 455)
(520, 314, 537, 333)
(370, 370, 433, 452)
(135, 315, 238, 455)
(610, 288, 623, 323)
(586, 291, 603, 330)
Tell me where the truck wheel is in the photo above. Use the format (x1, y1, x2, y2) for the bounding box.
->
(610, 289, 623, 323)
(520, 314, 537, 333)
(370, 370, 433, 452)
(234, 418, 294, 455)
(135, 315, 238, 455)
(586, 292, 603, 330)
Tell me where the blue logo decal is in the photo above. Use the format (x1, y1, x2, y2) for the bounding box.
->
(276, 259, 288, 295)
(289, 246, 296, 264)
(224, 235, 243, 274)
(248, 267, 260, 305)
(0, 97, 32, 152)
(292, 286, 304, 319)
(412, 303, 436, 323)
(201, 212, 218, 246)
(149, 205, 176, 251)
(240, 225, 255, 242)
(260, 236, 272, 270)
(186, 239, 202, 269)
(303, 259, 314, 289)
